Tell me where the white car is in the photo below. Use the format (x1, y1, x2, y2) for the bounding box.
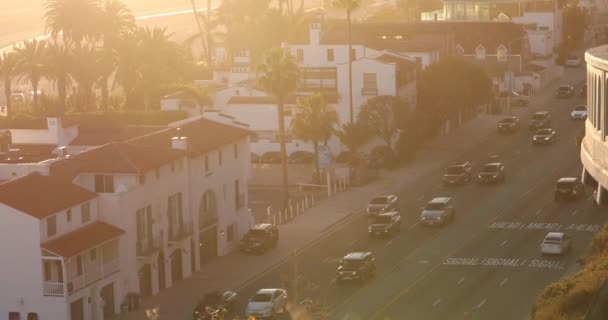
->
(540, 232, 571, 255)
(245, 288, 287, 318)
(571, 105, 588, 120)
(565, 55, 581, 67)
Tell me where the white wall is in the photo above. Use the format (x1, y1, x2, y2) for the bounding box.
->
(0, 204, 68, 320)
(0, 163, 50, 181)
(39, 198, 99, 243)
(289, 43, 375, 67)
(527, 29, 554, 56)
(513, 11, 562, 48)
(214, 87, 266, 110)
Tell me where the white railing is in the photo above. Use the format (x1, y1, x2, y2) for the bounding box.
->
(68, 275, 85, 293)
(85, 262, 101, 285)
(43, 282, 65, 297)
(102, 258, 120, 276)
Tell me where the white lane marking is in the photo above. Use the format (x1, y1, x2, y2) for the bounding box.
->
(500, 240, 508, 247)
(476, 299, 487, 309)
(535, 209, 543, 216)
(385, 240, 394, 247)
(433, 298, 442, 307)
(457, 277, 465, 285)
(408, 222, 419, 230)
(500, 278, 509, 287)
(571, 210, 578, 216)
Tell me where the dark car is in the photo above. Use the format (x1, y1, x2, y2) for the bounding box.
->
(497, 116, 521, 133)
(366, 195, 399, 216)
(239, 224, 279, 254)
(260, 151, 281, 164)
(368, 211, 401, 237)
(335, 252, 376, 283)
(529, 111, 551, 130)
(532, 128, 557, 145)
(477, 162, 505, 185)
(193, 291, 238, 320)
(557, 85, 575, 98)
(288, 151, 314, 164)
(554, 177, 585, 201)
(442, 161, 473, 185)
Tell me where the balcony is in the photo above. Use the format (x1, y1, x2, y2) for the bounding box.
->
(43, 282, 65, 297)
(168, 223, 194, 243)
(65, 256, 120, 295)
(136, 235, 162, 257)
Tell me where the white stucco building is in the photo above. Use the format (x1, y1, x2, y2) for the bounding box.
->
(0, 117, 253, 319)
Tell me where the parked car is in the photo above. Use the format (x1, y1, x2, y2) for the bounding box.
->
(288, 151, 314, 164)
(245, 289, 287, 318)
(419, 197, 455, 226)
(366, 195, 399, 216)
(193, 291, 238, 320)
(260, 151, 281, 164)
(368, 211, 401, 237)
(529, 111, 551, 130)
(497, 116, 521, 133)
(532, 128, 557, 145)
(335, 252, 376, 283)
(540, 232, 571, 255)
(554, 177, 585, 201)
(557, 85, 575, 98)
(477, 162, 506, 185)
(239, 224, 279, 254)
(442, 161, 473, 185)
(565, 55, 581, 67)
(571, 105, 588, 120)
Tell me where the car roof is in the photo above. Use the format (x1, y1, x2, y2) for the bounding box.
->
(557, 177, 578, 183)
(377, 211, 398, 217)
(344, 252, 371, 260)
(252, 223, 274, 230)
(429, 197, 451, 204)
(545, 232, 565, 239)
(449, 161, 470, 167)
(483, 162, 502, 166)
(256, 288, 281, 294)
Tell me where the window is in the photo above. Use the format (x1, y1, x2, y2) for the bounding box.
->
(362, 73, 378, 96)
(139, 174, 146, 185)
(94, 175, 114, 193)
(226, 223, 235, 242)
(497, 45, 507, 62)
(219, 150, 223, 166)
(81, 202, 91, 223)
(66, 209, 72, 222)
(43, 261, 51, 281)
(475, 45, 486, 60)
(234, 144, 238, 159)
(90, 248, 97, 261)
(456, 45, 465, 55)
(27, 313, 39, 320)
(234, 179, 241, 209)
(350, 48, 356, 60)
(205, 155, 210, 172)
(296, 48, 304, 62)
(327, 49, 334, 62)
(47, 216, 57, 237)
(77, 255, 83, 276)
(9, 312, 20, 320)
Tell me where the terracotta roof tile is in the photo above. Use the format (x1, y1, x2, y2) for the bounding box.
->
(41, 222, 124, 257)
(0, 172, 97, 219)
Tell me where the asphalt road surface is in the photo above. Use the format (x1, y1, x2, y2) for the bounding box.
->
(231, 67, 602, 320)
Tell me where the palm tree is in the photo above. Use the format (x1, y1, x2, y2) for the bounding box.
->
(0, 52, 19, 118)
(332, 0, 361, 123)
(45, 0, 103, 47)
(15, 39, 48, 112)
(114, 30, 141, 108)
(45, 43, 73, 113)
(70, 45, 101, 111)
(291, 93, 338, 181)
(258, 47, 299, 209)
(99, 0, 135, 45)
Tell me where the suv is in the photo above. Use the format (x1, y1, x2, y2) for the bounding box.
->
(368, 211, 401, 237)
(335, 252, 376, 283)
(554, 177, 585, 201)
(366, 195, 399, 216)
(420, 197, 455, 226)
(497, 116, 520, 133)
(557, 85, 575, 98)
(239, 224, 279, 254)
(529, 111, 551, 130)
(477, 162, 505, 185)
(442, 162, 473, 185)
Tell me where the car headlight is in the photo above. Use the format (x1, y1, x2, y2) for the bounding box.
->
(352, 271, 358, 275)
(544, 137, 550, 140)
(368, 226, 372, 232)
(493, 175, 498, 178)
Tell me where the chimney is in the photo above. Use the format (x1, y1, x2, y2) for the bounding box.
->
(171, 128, 188, 150)
(310, 21, 321, 45)
(57, 146, 68, 158)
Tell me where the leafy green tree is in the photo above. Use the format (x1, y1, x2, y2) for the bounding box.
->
(45, 0, 103, 47)
(258, 47, 299, 208)
(15, 39, 49, 112)
(358, 96, 410, 151)
(0, 52, 19, 118)
(291, 93, 338, 180)
(333, 0, 361, 124)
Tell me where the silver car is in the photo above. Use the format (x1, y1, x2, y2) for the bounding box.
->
(420, 197, 455, 226)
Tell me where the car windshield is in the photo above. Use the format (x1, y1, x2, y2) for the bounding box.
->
(251, 293, 273, 302)
(425, 203, 445, 211)
(500, 118, 516, 123)
(370, 197, 389, 205)
(244, 229, 266, 239)
(481, 164, 499, 173)
(575, 106, 587, 111)
(557, 181, 574, 189)
(537, 129, 553, 135)
(445, 166, 464, 174)
(544, 237, 562, 244)
(341, 259, 363, 268)
(532, 114, 547, 120)
(373, 215, 392, 224)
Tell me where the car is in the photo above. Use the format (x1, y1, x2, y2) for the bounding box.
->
(419, 197, 455, 226)
(554, 177, 585, 201)
(366, 195, 399, 216)
(557, 85, 575, 98)
(571, 105, 588, 120)
(580, 84, 587, 97)
(442, 161, 473, 185)
(540, 232, 571, 255)
(497, 116, 521, 133)
(239, 224, 279, 254)
(565, 55, 581, 67)
(245, 288, 287, 318)
(529, 111, 551, 130)
(260, 151, 281, 163)
(477, 162, 505, 185)
(368, 211, 401, 237)
(288, 151, 314, 164)
(499, 91, 529, 107)
(532, 128, 557, 145)
(193, 291, 238, 319)
(335, 252, 376, 283)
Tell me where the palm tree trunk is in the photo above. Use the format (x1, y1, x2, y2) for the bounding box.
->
(4, 77, 11, 119)
(313, 140, 320, 183)
(100, 78, 109, 111)
(32, 81, 39, 113)
(347, 10, 354, 124)
(277, 97, 290, 209)
(58, 77, 66, 114)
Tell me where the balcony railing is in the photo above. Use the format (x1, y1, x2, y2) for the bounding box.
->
(168, 223, 194, 242)
(67, 257, 120, 294)
(43, 282, 65, 297)
(102, 257, 120, 276)
(136, 235, 162, 257)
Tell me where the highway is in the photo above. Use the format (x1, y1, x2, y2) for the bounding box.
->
(231, 66, 603, 320)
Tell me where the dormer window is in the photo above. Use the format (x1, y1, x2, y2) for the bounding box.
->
(475, 45, 486, 60)
(456, 44, 465, 56)
(497, 45, 508, 62)
(47, 216, 57, 237)
(94, 175, 114, 193)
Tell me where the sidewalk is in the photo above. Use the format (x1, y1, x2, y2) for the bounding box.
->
(117, 81, 562, 320)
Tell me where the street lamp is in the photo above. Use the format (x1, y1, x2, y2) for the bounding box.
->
(506, 36, 528, 114)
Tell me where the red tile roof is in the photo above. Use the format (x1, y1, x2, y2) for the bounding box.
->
(70, 126, 166, 146)
(0, 172, 97, 219)
(41, 222, 124, 257)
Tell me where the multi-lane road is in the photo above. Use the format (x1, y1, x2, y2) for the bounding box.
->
(231, 66, 603, 320)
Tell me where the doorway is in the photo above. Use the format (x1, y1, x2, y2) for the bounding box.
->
(199, 225, 218, 267)
(170, 249, 183, 283)
(139, 264, 152, 297)
(157, 252, 166, 290)
(100, 283, 115, 318)
(70, 299, 84, 320)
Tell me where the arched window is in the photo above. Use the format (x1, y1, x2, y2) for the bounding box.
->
(455, 44, 465, 56)
(497, 13, 511, 22)
(475, 45, 486, 60)
(497, 45, 508, 62)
